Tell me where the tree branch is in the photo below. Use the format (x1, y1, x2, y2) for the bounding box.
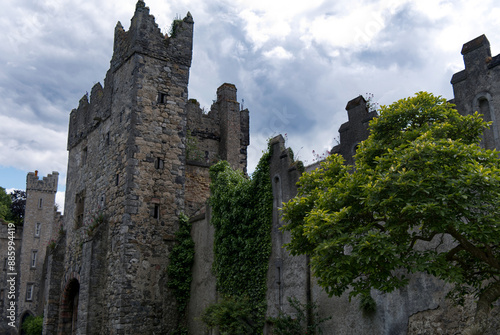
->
(462, 281, 500, 335)
(446, 226, 500, 270)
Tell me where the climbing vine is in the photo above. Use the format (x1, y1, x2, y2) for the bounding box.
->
(167, 213, 195, 334)
(206, 145, 273, 332)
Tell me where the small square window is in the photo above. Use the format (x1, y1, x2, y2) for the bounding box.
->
(158, 92, 168, 104)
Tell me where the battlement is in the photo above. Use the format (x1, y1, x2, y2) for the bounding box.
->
(451, 34, 499, 85)
(331, 95, 377, 165)
(186, 83, 250, 171)
(111, 0, 193, 72)
(26, 171, 59, 194)
(67, 80, 112, 149)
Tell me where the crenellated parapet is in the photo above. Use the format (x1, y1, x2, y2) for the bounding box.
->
(26, 171, 59, 194)
(67, 80, 112, 150)
(111, 0, 193, 72)
(331, 95, 377, 166)
(186, 83, 250, 172)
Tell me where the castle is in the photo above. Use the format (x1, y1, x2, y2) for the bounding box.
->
(1, 1, 500, 334)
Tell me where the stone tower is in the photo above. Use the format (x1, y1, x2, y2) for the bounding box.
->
(48, 1, 195, 333)
(18, 171, 59, 324)
(42, 1, 249, 334)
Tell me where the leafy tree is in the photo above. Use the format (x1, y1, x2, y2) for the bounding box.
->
(9, 189, 26, 225)
(0, 187, 12, 221)
(281, 92, 500, 335)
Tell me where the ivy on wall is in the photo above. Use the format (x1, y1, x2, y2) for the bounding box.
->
(207, 146, 273, 331)
(167, 213, 195, 334)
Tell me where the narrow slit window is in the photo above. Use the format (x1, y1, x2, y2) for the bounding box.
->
(155, 157, 164, 170)
(31, 251, 38, 268)
(153, 204, 160, 219)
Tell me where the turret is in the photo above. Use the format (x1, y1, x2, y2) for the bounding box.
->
(111, 0, 194, 71)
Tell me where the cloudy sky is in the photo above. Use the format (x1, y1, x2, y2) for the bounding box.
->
(1, 0, 499, 210)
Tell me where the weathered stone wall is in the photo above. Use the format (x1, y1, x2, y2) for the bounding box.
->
(265, 135, 309, 330)
(188, 210, 217, 335)
(57, 1, 195, 333)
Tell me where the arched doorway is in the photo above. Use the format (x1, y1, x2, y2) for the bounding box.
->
(19, 311, 33, 335)
(58, 279, 80, 335)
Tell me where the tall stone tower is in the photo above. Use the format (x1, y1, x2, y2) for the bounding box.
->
(18, 171, 59, 323)
(47, 1, 195, 333)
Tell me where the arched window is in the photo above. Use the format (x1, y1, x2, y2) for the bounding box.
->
(59, 279, 80, 335)
(473, 92, 498, 150)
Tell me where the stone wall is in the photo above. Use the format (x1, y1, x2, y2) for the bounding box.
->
(265, 135, 309, 329)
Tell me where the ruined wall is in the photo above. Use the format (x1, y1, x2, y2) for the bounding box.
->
(452, 34, 500, 150)
(265, 135, 309, 330)
(263, 34, 500, 335)
(184, 83, 250, 217)
(330, 95, 377, 166)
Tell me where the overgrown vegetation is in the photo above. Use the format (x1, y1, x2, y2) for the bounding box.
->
(268, 297, 331, 335)
(167, 213, 195, 335)
(169, 17, 183, 38)
(202, 295, 265, 335)
(22, 315, 43, 335)
(205, 144, 273, 333)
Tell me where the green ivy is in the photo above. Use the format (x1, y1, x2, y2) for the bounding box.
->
(207, 146, 273, 332)
(167, 213, 195, 333)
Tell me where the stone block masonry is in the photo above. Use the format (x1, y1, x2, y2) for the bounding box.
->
(38, 1, 249, 334)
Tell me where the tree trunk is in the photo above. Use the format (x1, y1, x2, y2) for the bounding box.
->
(462, 281, 500, 335)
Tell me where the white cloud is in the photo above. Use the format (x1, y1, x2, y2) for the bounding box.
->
(263, 46, 294, 60)
(1, 0, 500, 203)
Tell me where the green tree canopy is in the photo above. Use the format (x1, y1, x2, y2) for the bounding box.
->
(0, 187, 12, 221)
(281, 92, 500, 335)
